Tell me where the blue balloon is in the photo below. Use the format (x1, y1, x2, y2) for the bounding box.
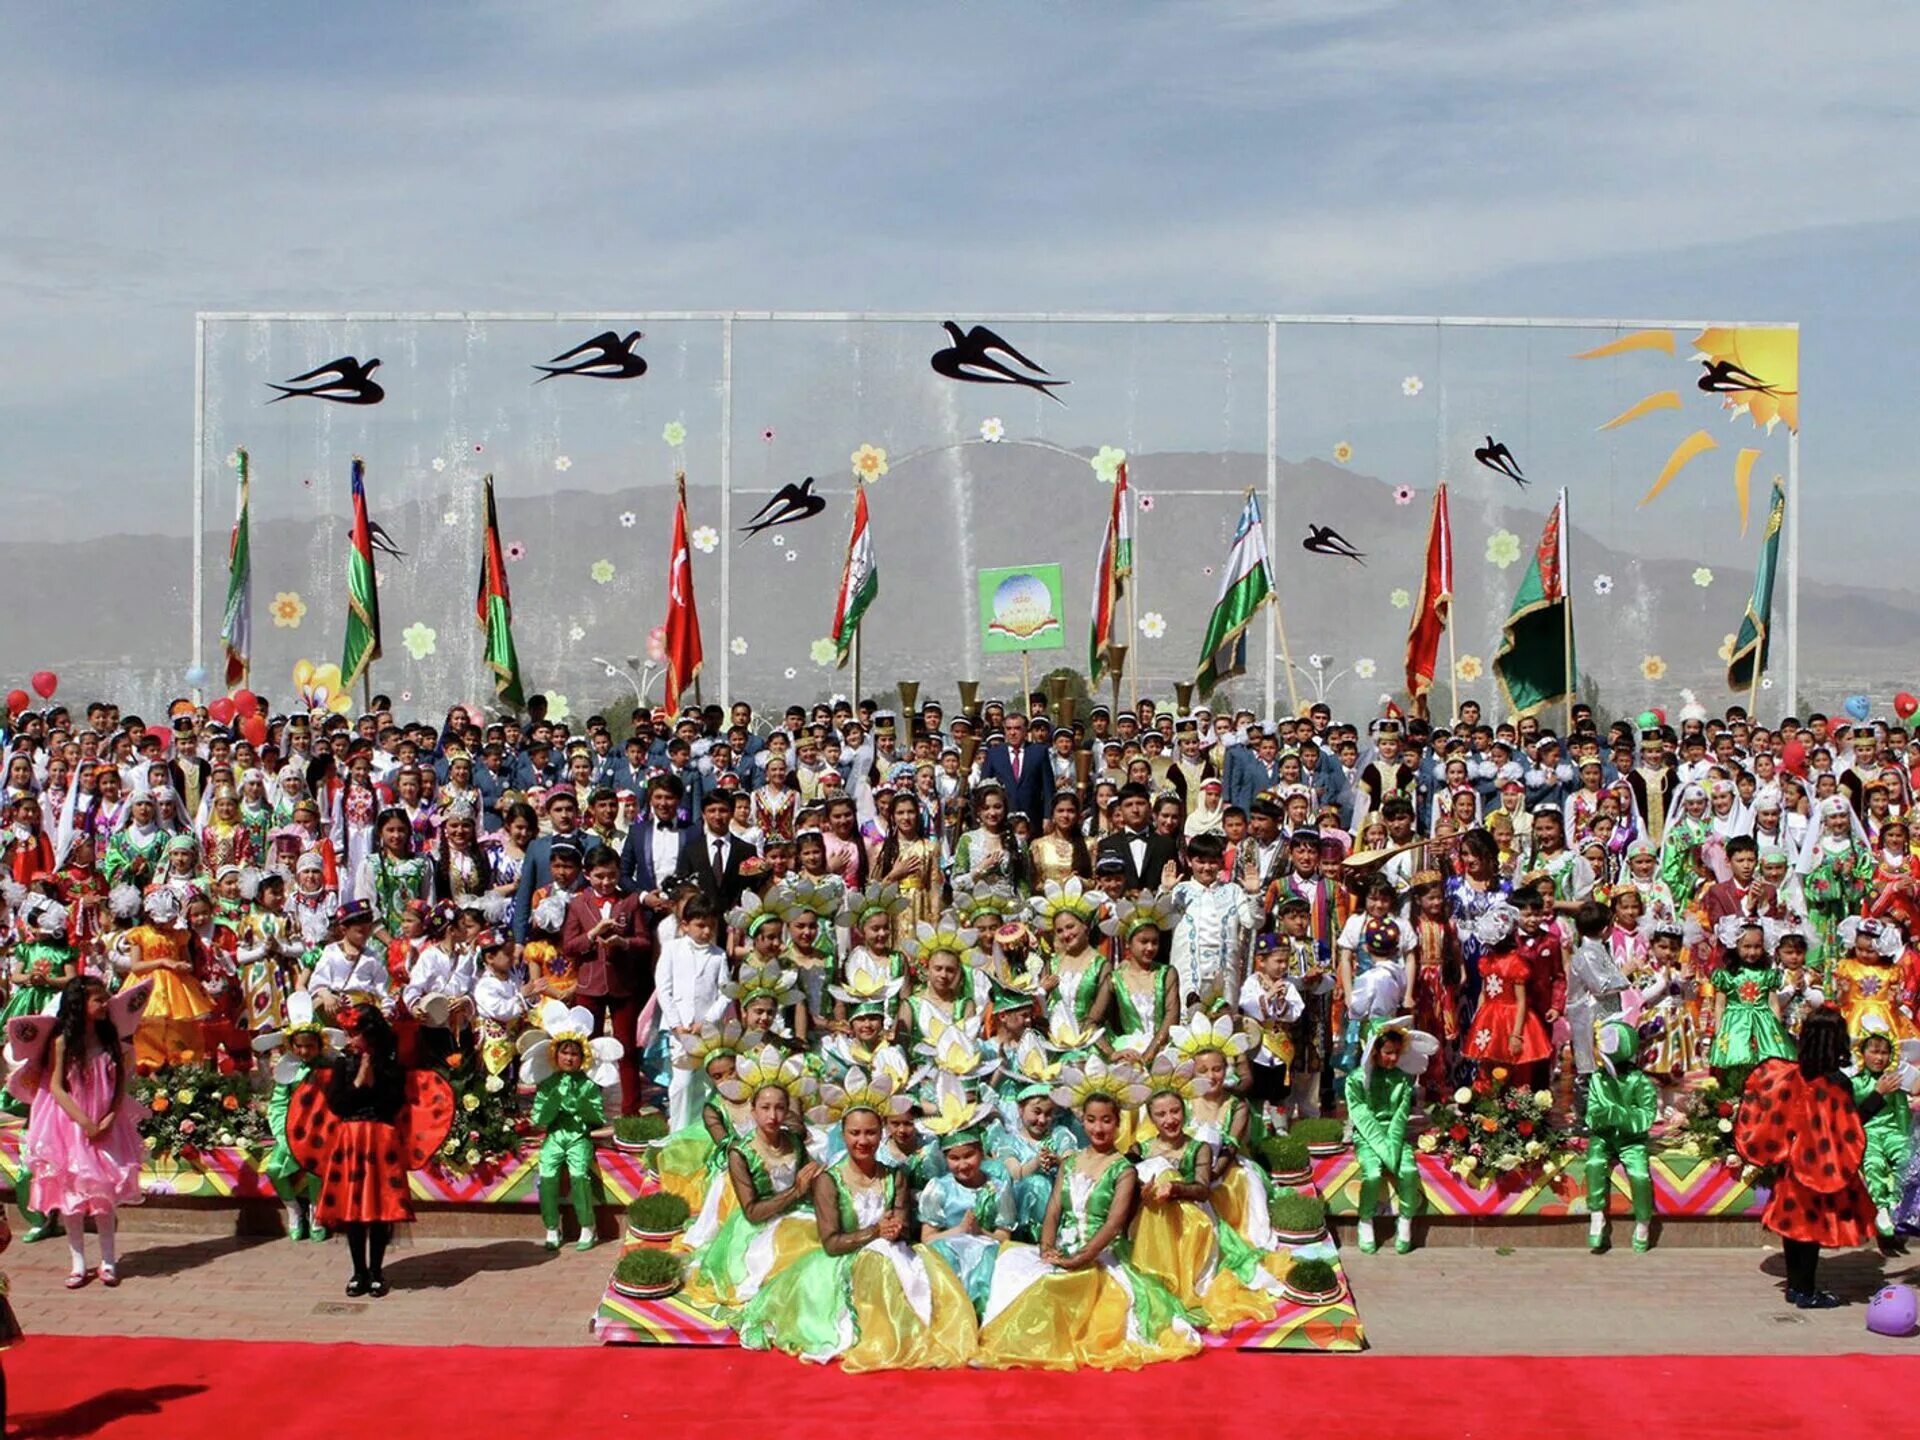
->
(1845, 694, 1872, 723)
(183, 665, 209, 687)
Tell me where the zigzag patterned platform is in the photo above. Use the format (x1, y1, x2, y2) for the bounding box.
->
(1311, 1148, 1768, 1219)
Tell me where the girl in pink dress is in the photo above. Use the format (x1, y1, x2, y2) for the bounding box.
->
(19, 976, 145, 1287)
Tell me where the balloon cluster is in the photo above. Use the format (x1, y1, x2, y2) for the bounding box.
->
(5, 671, 56, 717)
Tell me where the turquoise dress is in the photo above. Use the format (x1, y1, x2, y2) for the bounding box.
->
(916, 1167, 1017, 1316)
(986, 1119, 1083, 1240)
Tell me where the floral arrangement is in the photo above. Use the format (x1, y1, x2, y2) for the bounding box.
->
(1663, 1070, 1746, 1162)
(1418, 1066, 1569, 1181)
(433, 1050, 520, 1170)
(136, 1061, 271, 1159)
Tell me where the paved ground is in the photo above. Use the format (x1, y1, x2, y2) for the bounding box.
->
(11, 1221, 1918, 1354)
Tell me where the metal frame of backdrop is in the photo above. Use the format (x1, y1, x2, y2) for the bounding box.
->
(194, 311, 1801, 715)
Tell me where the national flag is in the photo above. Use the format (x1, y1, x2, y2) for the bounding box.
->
(831, 482, 878, 668)
(1492, 489, 1575, 720)
(474, 475, 526, 709)
(220, 447, 252, 688)
(341, 457, 383, 693)
(1727, 476, 1785, 692)
(1194, 492, 1275, 698)
(1404, 481, 1453, 709)
(661, 470, 704, 706)
(1088, 460, 1133, 682)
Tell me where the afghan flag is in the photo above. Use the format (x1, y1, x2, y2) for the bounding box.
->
(341, 457, 383, 693)
(1403, 481, 1452, 710)
(1726, 475, 1785, 692)
(831, 482, 878, 668)
(220, 447, 252, 688)
(1194, 492, 1275, 698)
(474, 475, 526, 710)
(661, 470, 704, 706)
(1492, 488, 1574, 720)
(1088, 460, 1133, 682)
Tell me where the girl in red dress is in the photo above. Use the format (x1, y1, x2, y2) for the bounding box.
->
(1460, 900, 1552, 1070)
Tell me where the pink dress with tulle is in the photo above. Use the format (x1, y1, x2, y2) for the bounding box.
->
(23, 1045, 145, 1216)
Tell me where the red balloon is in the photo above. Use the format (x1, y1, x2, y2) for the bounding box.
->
(1781, 738, 1807, 775)
(208, 697, 237, 725)
(241, 714, 268, 747)
(1897, 693, 1919, 721)
(146, 724, 173, 750)
(29, 671, 56, 700)
(232, 688, 258, 717)
(4, 689, 27, 717)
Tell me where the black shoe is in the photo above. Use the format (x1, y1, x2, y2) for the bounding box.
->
(345, 1275, 371, 1298)
(1794, 1290, 1842, 1310)
(1783, 1288, 1805, 1307)
(369, 1276, 390, 1298)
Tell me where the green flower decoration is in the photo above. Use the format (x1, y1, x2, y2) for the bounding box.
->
(400, 622, 437, 660)
(1692, 567, 1714, 588)
(544, 693, 571, 723)
(662, 420, 687, 448)
(1389, 588, 1411, 610)
(1486, 530, 1522, 569)
(809, 637, 838, 667)
(1090, 446, 1127, 484)
(590, 559, 615, 585)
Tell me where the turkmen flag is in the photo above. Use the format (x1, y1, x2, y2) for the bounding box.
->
(1194, 492, 1274, 698)
(1727, 476, 1785, 692)
(832, 483, 877, 668)
(475, 474, 526, 709)
(341, 457, 382, 692)
(1493, 488, 1574, 719)
(220, 447, 252, 688)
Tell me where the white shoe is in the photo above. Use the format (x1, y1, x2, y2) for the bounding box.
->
(1632, 1221, 1652, 1252)
(1589, 1212, 1608, 1251)
(1878, 1206, 1894, 1235)
(1395, 1216, 1413, 1253)
(1356, 1218, 1377, 1252)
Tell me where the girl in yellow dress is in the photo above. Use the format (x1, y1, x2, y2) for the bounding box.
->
(872, 794, 942, 933)
(978, 1056, 1203, 1370)
(1028, 794, 1091, 889)
(1167, 1011, 1276, 1246)
(124, 887, 215, 1070)
(655, 1020, 757, 1221)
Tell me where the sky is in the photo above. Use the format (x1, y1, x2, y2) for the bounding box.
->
(2, 0, 1916, 577)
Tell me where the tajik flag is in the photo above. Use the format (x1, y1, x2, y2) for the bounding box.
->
(1088, 460, 1133, 682)
(475, 475, 526, 709)
(220, 447, 252, 688)
(1493, 488, 1576, 719)
(831, 483, 878, 668)
(1194, 492, 1275, 698)
(1403, 481, 1452, 709)
(662, 471, 704, 707)
(341, 457, 383, 692)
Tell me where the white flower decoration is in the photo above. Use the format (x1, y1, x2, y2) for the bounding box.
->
(619, 511, 636, 528)
(1389, 588, 1411, 610)
(1307, 653, 1326, 670)
(1402, 375, 1423, 396)
(1090, 446, 1127, 484)
(1484, 975, 1504, 999)
(1692, 567, 1714, 588)
(771, 534, 786, 548)
(442, 510, 459, 527)
(226, 450, 243, 469)
(784, 550, 798, 563)
(691, 526, 719, 554)
(590, 559, 615, 585)
(730, 637, 749, 656)
(809, 638, 838, 667)
(432, 457, 447, 473)
(1139, 612, 1167, 640)
(1593, 574, 1614, 596)
(980, 417, 1005, 443)
(1354, 658, 1376, 679)
(568, 625, 586, 643)
(784, 668, 797, 680)
(1473, 1029, 1492, 1050)
(554, 455, 572, 472)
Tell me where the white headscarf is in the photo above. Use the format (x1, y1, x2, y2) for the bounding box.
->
(1795, 794, 1869, 875)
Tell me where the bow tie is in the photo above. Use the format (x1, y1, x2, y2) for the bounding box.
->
(657, 820, 677, 831)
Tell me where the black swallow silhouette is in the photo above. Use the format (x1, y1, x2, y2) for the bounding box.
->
(533, 331, 647, 382)
(1473, 436, 1528, 488)
(363, 520, 407, 562)
(930, 322, 1068, 403)
(740, 477, 828, 537)
(1696, 359, 1775, 396)
(267, 356, 384, 405)
(1302, 524, 1365, 564)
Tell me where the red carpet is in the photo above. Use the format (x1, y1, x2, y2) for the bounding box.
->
(7, 1338, 1914, 1439)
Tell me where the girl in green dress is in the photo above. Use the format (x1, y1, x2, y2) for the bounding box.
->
(1708, 918, 1794, 1070)
(1096, 893, 1184, 1065)
(1031, 879, 1109, 1028)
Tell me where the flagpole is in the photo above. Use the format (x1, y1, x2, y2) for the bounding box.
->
(1560, 487, 1574, 736)
(851, 630, 861, 709)
(1256, 480, 1302, 718)
(1126, 581, 1139, 712)
(1446, 615, 1459, 725)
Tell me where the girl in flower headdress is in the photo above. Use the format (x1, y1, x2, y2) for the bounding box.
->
(1708, 917, 1796, 1070)
(1344, 1016, 1437, 1255)
(736, 1066, 978, 1370)
(977, 1056, 1202, 1369)
(772, 871, 840, 1031)
(725, 955, 806, 1054)
(916, 1075, 1017, 1319)
(679, 1045, 821, 1313)
(522, 999, 623, 1252)
(1030, 878, 1109, 1029)
(988, 1009, 1091, 1238)
(655, 1020, 758, 1228)
(1127, 1056, 1283, 1331)
(898, 914, 981, 1046)
(1096, 892, 1185, 1065)
(1167, 1011, 1274, 1245)
(834, 884, 906, 1029)
(251, 991, 346, 1243)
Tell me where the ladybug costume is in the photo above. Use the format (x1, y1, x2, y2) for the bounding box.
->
(1735, 1057, 1875, 1249)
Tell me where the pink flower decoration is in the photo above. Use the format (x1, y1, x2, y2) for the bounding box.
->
(1394, 485, 1416, 506)
(505, 542, 526, 562)
(761, 428, 776, 442)
(1138, 495, 1156, 512)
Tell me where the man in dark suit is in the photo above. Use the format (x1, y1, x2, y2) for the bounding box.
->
(978, 712, 1054, 823)
(512, 790, 587, 942)
(560, 843, 655, 1114)
(678, 791, 755, 911)
(1096, 781, 1182, 892)
(620, 774, 694, 912)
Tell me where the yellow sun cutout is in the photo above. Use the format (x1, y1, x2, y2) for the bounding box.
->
(1575, 326, 1796, 534)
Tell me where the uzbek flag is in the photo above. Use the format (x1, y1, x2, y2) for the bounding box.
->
(1088, 460, 1133, 682)
(1492, 489, 1575, 719)
(662, 470, 704, 706)
(1194, 492, 1274, 698)
(341, 457, 383, 692)
(474, 475, 526, 709)
(832, 482, 878, 668)
(220, 447, 252, 688)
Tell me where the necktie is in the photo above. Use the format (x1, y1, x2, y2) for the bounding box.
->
(1011, 749, 1022, 781)
(713, 837, 725, 873)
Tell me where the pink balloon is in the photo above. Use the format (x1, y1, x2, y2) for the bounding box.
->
(30, 670, 56, 700)
(645, 625, 667, 664)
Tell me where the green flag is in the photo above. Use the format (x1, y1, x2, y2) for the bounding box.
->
(1493, 489, 1575, 720)
(1194, 493, 1274, 698)
(342, 457, 382, 693)
(1727, 476, 1785, 693)
(476, 475, 526, 709)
